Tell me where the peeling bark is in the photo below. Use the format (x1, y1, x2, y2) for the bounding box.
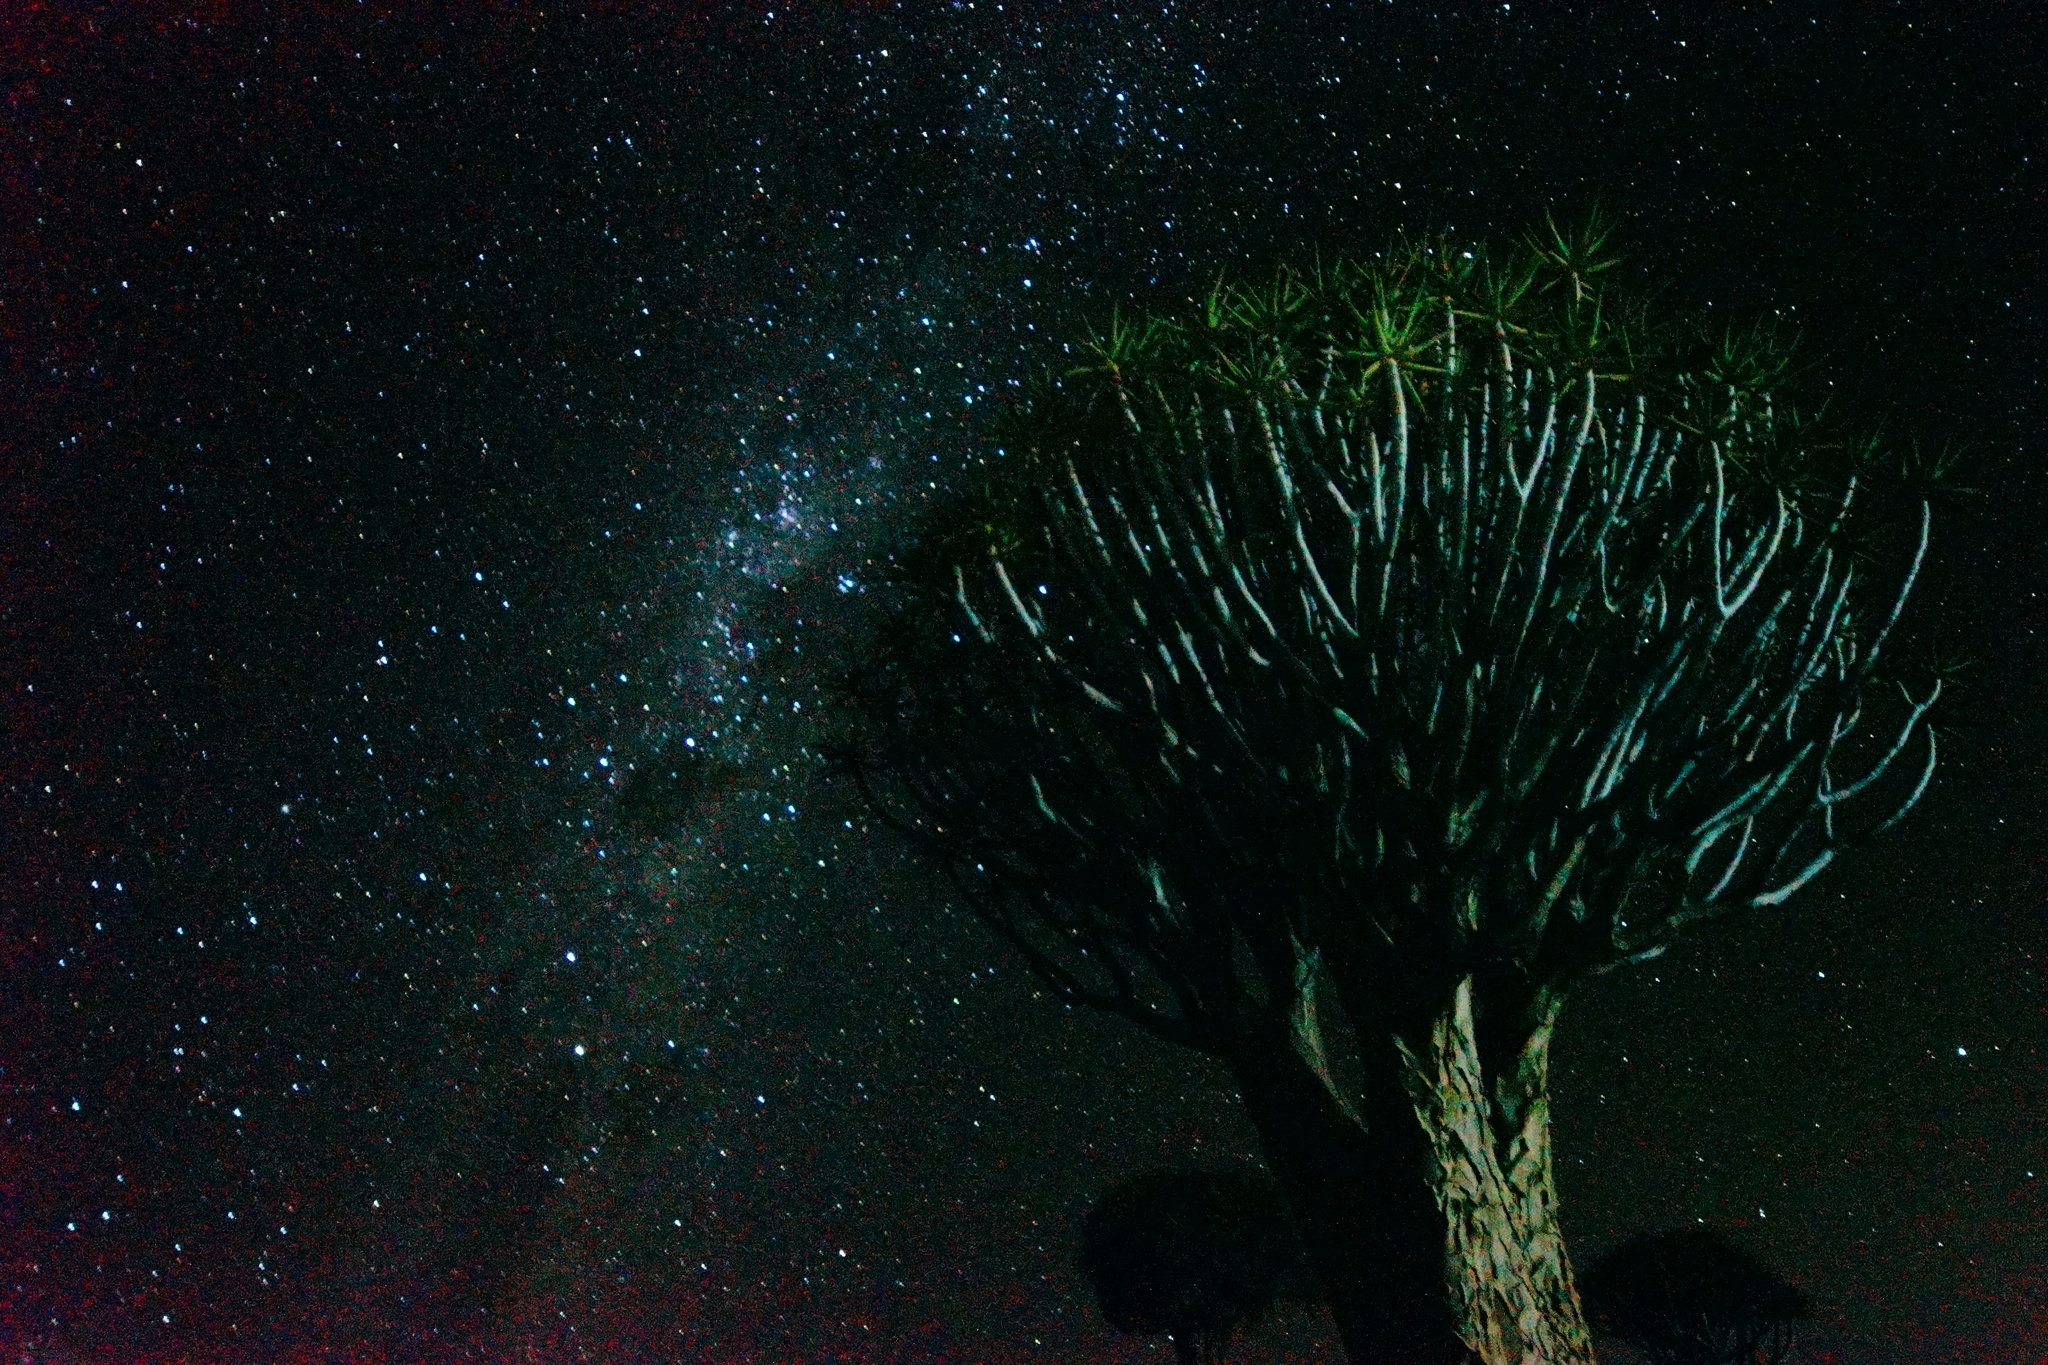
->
(1397, 978, 1594, 1365)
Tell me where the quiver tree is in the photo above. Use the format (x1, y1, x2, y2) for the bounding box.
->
(833, 219, 1949, 1365)
(1580, 1226, 1810, 1365)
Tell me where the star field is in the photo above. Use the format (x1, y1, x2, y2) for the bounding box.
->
(4, 2, 2045, 1362)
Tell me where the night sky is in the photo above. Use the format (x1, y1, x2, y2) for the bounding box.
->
(4, 2, 2045, 1361)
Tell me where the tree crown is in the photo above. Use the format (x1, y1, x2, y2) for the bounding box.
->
(838, 216, 1947, 1055)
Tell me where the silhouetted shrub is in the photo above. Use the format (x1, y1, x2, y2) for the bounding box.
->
(1079, 1168, 1305, 1365)
(1580, 1225, 1810, 1365)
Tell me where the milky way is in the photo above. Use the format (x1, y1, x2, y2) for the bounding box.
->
(7, 3, 2045, 1362)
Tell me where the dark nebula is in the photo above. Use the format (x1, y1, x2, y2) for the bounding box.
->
(4, 2, 2044, 1361)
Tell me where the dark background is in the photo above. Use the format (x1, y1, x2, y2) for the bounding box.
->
(3, 1, 2043, 1360)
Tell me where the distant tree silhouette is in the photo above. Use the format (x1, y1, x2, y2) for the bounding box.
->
(1079, 1168, 1305, 1365)
(1579, 1226, 1810, 1365)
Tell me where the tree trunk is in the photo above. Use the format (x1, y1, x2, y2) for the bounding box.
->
(1232, 975, 1595, 1365)
(1227, 1032, 1468, 1365)
(1395, 977, 1595, 1365)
